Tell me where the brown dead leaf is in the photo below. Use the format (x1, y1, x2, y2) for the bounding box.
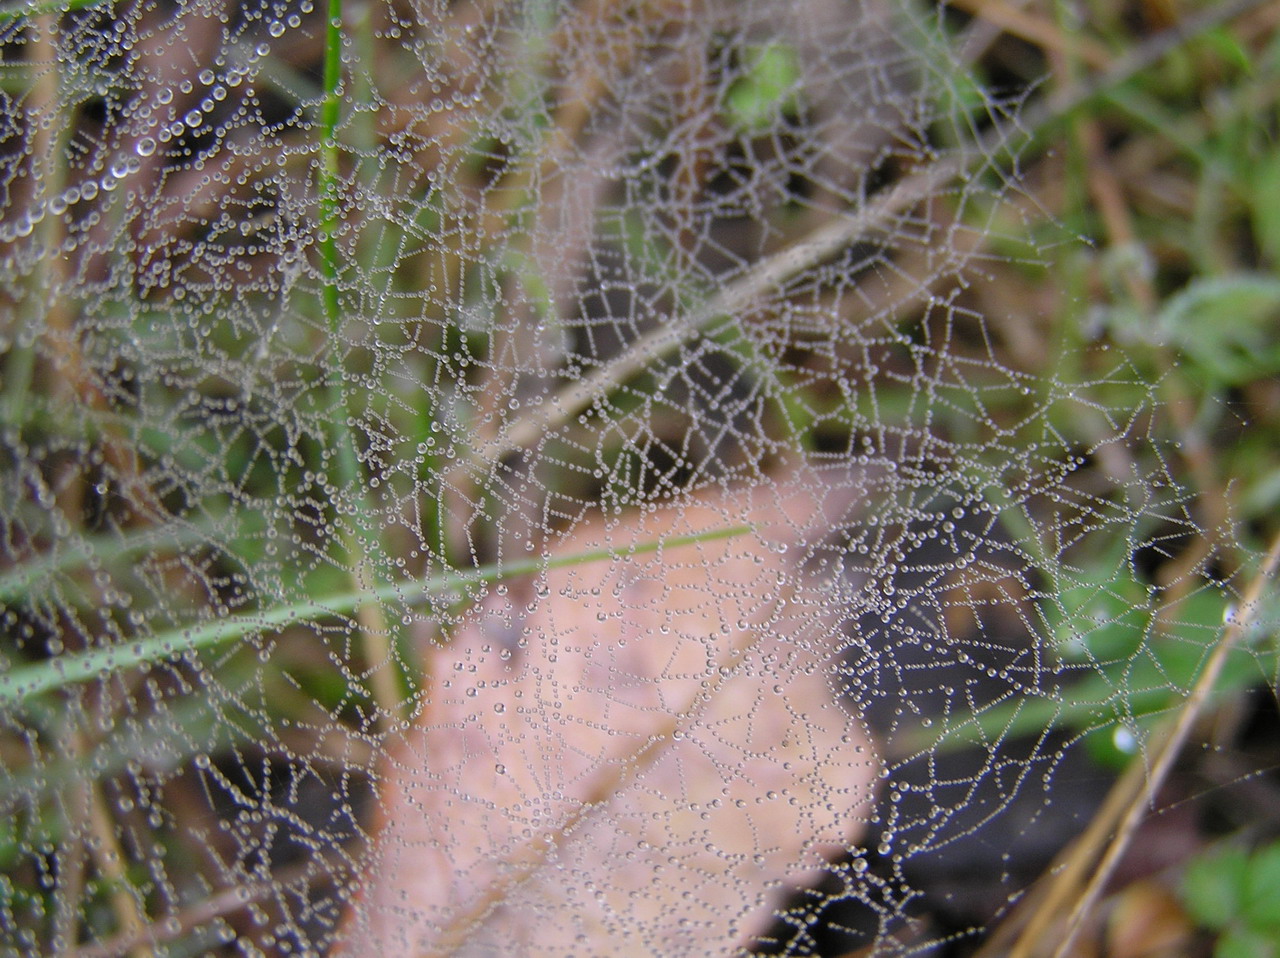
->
(338, 466, 882, 956)
(1105, 880, 1194, 958)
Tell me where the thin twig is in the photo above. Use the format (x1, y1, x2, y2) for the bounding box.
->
(1046, 531, 1280, 958)
(445, 0, 647, 567)
(948, 0, 1114, 70)
(68, 857, 345, 958)
(68, 728, 151, 958)
(988, 531, 1280, 958)
(5, 12, 171, 535)
(465, 0, 1271, 477)
(18, 19, 154, 954)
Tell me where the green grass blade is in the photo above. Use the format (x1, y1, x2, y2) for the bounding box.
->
(0, 523, 751, 707)
(0, 0, 103, 24)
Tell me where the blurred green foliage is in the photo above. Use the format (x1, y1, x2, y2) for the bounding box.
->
(1182, 841, 1280, 958)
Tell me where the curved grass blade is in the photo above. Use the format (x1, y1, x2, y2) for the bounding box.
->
(0, 523, 751, 708)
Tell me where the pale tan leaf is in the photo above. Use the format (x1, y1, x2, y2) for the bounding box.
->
(341, 467, 882, 956)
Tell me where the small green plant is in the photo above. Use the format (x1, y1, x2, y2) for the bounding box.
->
(1181, 841, 1280, 958)
(723, 42, 801, 132)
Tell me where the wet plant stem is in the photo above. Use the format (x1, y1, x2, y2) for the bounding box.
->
(316, 0, 402, 723)
(985, 531, 1280, 958)
(0, 524, 751, 707)
(1045, 531, 1280, 958)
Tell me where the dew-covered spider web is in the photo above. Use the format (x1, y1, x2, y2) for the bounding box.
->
(1, 0, 1277, 954)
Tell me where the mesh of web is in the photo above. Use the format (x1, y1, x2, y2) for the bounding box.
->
(0, 0, 1259, 955)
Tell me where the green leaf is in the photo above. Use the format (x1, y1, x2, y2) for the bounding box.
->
(1183, 845, 1250, 930)
(1218, 927, 1280, 958)
(1157, 275, 1280, 385)
(1250, 151, 1280, 267)
(1200, 25, 1254, 75)
(1241, 466, 1280, 521)
(1242, 844, 1280, 930)
(724, 42, 800, 132)
(1082, 722, 1143, 770)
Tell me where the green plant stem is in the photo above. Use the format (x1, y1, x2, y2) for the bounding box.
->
(317, 0, 344, 336)
(316, 0, 353, 498)
(314, 0, 403, 721)
(0, 0, 102, 25)
(0, 524, 751, 708)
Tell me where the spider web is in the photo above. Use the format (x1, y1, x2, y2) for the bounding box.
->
(0, 0, 1270, 954)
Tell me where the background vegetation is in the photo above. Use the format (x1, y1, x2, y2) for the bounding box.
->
(0, 0, 1277, 954)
